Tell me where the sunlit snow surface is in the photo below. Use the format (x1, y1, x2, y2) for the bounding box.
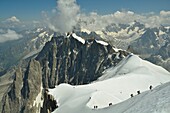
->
(49, 55, 170, 113)
(72, 33, 86, 44)
(95, 40, 108, 46)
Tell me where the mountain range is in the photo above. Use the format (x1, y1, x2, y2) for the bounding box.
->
(0, 19, 170, 113)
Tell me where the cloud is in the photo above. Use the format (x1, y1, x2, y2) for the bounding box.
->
(0, 29, 22, 43)
(160, 10, 170, 17)
(78, 10, 140, 31)
(43, 0, 80, 33)
(6, 16, 20, 23)
(43, 0, 170, 32)
(78, 10, 170, 31)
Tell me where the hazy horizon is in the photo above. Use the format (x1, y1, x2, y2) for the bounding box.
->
(0, 0, 170, 21)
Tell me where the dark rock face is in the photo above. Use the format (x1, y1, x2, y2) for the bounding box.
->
(21, 59, 42, 100)
(146, 43, 170, 72)
(1, 67, 22, 113)
(41, 89, 58, 113)
(1, 33, 129, 113)
(1, 60, 42, 113)
(156, 43, 170, 60)
(128, 29, 159, 55)
(36, 34, 129, 88)
(127, 27, 170, 72)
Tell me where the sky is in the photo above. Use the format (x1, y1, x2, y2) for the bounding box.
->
(0, 0, 170, 21)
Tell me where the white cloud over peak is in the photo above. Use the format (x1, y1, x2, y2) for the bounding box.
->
(43, 0, 80, 33)
(0, 29, 22, 43)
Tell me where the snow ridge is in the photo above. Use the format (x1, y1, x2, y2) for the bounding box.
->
(72, 33, 85, 44)
(95, 40, 108, 46)
(49, 55, 170, 113)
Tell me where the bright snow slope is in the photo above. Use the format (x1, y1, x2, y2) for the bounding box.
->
(49, 55, 170, 113)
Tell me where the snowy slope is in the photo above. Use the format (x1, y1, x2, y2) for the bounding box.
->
(95, 40, 108, 46)
(99, 54, 170, 80)
(108, 81, 170, 113)
(72, 33, 85, 44)
(49, 55, 170, 113)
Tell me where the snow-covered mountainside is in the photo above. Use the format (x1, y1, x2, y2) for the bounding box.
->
(86, 21, 170, 50)
(81, 21, 146, 50)
(81, 21, 170, 72)
(0, 27, 53, 73)
(127, 27, 170, 71)
(49, 55, 170, 113)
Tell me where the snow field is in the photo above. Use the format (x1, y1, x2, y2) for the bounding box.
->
(49, 55, 170, 113)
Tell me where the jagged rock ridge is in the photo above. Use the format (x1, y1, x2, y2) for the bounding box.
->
(1, 33, 129, 113)
(1, 60, 42, 113)
(36, 33, 129, 88)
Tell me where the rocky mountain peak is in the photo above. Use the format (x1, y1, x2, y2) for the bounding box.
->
(36, 33, 129, 88)
(1, 31, 130, 113)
